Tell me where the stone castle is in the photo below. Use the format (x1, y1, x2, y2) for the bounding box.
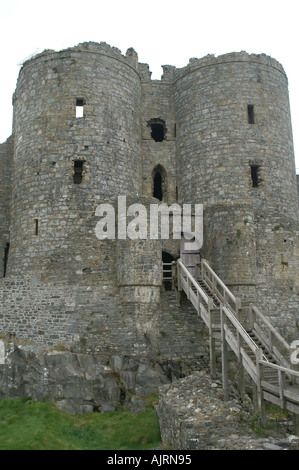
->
(0, 41, 299, 387)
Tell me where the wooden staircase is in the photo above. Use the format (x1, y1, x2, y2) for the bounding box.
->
(173, 258, 299, 434)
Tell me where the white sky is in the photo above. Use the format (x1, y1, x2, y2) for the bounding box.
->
(0, 0, 298, 173)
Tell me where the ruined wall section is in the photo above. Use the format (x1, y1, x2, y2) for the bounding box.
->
(8, 42, 142, 280)
(0, 136, 13, 279)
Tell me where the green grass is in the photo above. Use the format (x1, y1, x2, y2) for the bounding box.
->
(249, 405, 289, 437)
(0, 398, 162, 450)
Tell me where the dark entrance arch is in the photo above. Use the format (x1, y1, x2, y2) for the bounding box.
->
(152, 165, 167, 201)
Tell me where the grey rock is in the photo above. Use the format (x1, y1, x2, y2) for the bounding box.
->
(263, 442, 284, 450)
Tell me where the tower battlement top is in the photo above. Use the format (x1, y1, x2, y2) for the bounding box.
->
(18, 42, 286, 85)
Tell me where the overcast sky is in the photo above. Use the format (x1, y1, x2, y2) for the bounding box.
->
(0, 0, 298, 173)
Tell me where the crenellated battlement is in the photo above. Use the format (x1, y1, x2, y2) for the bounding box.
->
(173, 51, 286, 79)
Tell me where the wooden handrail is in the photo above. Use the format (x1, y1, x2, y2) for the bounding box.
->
(201, 259, 242, 317)
(178, 259, 210, 305)
(259, 360, 299, 378)
(222, 305, 263, 356)
(201, 259, 237, 304)
(249, 304, 292, 368)
(250, 304, 290, 352)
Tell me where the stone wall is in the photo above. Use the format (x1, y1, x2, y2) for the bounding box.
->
(203, 204, 299, 341)
(203, 203, 257, 288)
(0, 136, 13, 279)
(253, 210, 299, 339)
(0, 276, 209, 368)
(0, 274, 120, 353)
(157, 371, 250, 449)
(157, 370, 299, 450)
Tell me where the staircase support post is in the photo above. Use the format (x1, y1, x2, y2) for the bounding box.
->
(238, 364, 245, 402)
(176, 262, 182, 307)
(220, 306, 229, 401)
(209, 299, 217, 378)
(237, 333, 245, 401)
(209, 334, 217, 379)
(171, 261, 176, 292)
(252, 382, 258, 414)
(249, 303, 257, 332)
(293, 414, 299, 436)
(255, 348, 266, 423)
(235, 298, 242, 322)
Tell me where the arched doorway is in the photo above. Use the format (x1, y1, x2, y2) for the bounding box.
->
(152, 165, 167, 202)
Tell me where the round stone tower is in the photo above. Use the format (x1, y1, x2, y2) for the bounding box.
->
(8, 42, 143, 278)
(174, 52, 297, 213)
(174, 52, 298, 301)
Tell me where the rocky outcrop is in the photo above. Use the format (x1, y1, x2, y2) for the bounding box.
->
(0, 344, 171, 414)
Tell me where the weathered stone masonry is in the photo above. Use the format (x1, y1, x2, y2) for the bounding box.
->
(0, 42, 298, 373)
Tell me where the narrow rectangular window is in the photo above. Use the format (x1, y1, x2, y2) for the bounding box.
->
(76, 99, 84, 118)
(250, 165, 259, 187)
(73, 160, 84, 184)
(247, 105, 255, 124)
(34, 219, 39, 235)
(3, 242, 10, 277)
